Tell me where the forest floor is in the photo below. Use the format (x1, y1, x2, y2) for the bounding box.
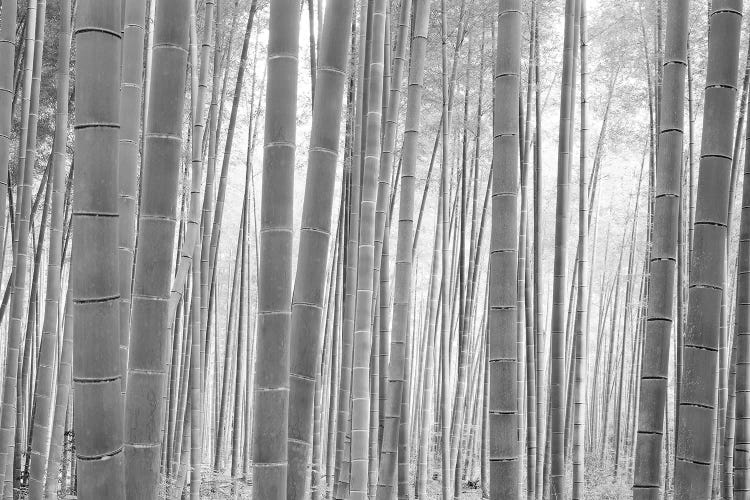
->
(196, 473, 485, 499)
(45, 454, 633, 498)
(194, 474, 631, 499)
(192, 455, 633, 498)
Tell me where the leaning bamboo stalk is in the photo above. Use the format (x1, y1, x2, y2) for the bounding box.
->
(244, 277, 257, 484)
(186, 0, 215, 394)
(721, 29, 750, 498)
(169, 0, 257, 331)
(561, 0, 581, 464)
(171, 287, 194, 485)
(230, 193, 249, 487)
(482, 307, 490, 498)
(0, 0, 15, 310)
(313, 216, 342, 500)
(199, 0, 259, 319)
(396, 295, 414, 500)
(334, 5, 376, 494)
(722, 340, 738, 500)
(200, 0, 222, 373)
(212, 224, 242, 471)
(326, 174, 348, 497)
(686, 38, 696, 267)
(412, 6, 468, 255)
(375, 229, 390, 466)
(117, 0, 149, 391)
(43, 295, 71, 498)
(615, 218, 640, 476)
(171, 383, 192, 499)
(601, 185, 638, 456)
(21, 162, 54, 486)
(449, 29, 474, 494)
(416, 179, 442, 499)
(185, 19, 209, 493)
(0, 1, 37, 490)
(549, 0, 578, 496)
(189, 247, 201, 499)
(168, 300, 187, 471)
(368, 285, 381, 497)
(26, 0, 71, 494)
(18, 6, 50, 472)
(587, 228, 611, 450)
(408, 291, 426, 463)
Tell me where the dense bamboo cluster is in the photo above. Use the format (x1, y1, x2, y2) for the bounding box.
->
(0, 0, 747, 499)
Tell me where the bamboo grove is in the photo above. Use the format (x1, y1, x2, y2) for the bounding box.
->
(0, 0, 747, 499)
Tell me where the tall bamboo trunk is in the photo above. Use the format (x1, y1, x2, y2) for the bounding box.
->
(633, 0, 690, 497)
(571, 1, 589, 496)
(334, 5, 367, 496)
(488, 1, 521, 498)
(450, 35, 475, 500)
(439, 0, 452, 496)
(675, 2, 743, 498)
(733, 8, 750, 495)
(123, 0, 190, 496)
(177, 0, 216, 401)
(200, 0, 222, 376)
(350, 1, 387, 497)
(371, 0, 413, 482)
(549, 0, 578, 496)
(523, 7, 538, 497)
(252, 0, 300, 498)
(717, 31, 750, 493)
(368, 7, 392, 483)
(375, 0, 429, 496)
(533, 9, 545, 497)
(70, 1, 125, 497)
(287, 1, 355, 497)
